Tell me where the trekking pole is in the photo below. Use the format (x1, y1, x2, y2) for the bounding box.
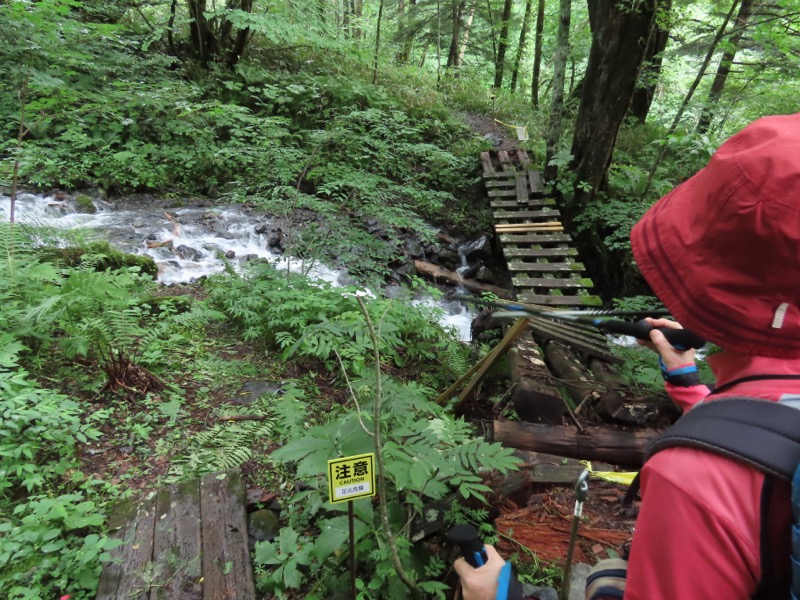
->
(447, 524, 524, 600)
(561, 470, 590, 600)
(490, 308, 706, 350)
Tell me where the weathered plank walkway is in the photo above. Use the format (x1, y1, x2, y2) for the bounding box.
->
(481, 149, 601, 309)
(481, 150, 636, 427)
(96, 470, 255, 600)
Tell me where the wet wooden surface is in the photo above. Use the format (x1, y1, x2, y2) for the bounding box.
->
(96, 470, 254, 600)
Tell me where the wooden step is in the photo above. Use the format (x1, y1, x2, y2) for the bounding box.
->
(505, 247, 578, 259)
(518, 293, 603, 307)
(525, 316, 620, 364)
(491, 199, 553, 209)
(484, 179, 517, 189)
(507, 261, 585, 272)
(484, 170, 519, 179)
(96, 470, 255, 600)
(499, 233, 572, 244)
(494, 209, 561, 220)
(513, 276, 593, 288)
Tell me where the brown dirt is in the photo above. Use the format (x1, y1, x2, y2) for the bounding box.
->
(461, 112, 521, 151)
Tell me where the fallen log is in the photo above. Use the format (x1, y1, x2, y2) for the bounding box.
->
(492, 420, 660, 465)
(509, 332, 565, 424)
(413, 260, 508, 297)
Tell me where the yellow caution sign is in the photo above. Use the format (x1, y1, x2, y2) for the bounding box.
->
(327, 453, 376, 504)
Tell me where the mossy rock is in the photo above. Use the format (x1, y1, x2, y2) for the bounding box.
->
(36, 241, 158, 279)
(74, 194, 97, 214)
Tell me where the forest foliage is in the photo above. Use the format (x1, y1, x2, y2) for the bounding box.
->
(1, 0, 799, 598)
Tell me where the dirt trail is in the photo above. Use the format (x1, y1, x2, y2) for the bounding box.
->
(461, 112, 522, 151)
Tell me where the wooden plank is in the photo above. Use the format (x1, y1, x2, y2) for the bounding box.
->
(491, 199, 551, 209)
(507, 262, 582, 272)
(201, 471, 256, 600)
(480, 152, 495, 177)
(494, 209, 561, 220)
(150, 479, 203, 600)
(484, 169, 519, 178)
(488, 188, 523, 198)
(525, 317, 621, 364)
(528, 170, 545, 198)
(489, 196, 555, 210)
(504, 248, 577, 259)
(512, 276, 591, 288)
(515, 172, 528, 205)
(518, 293, 603, 307)
(497, 150, 514, 172)
(496, 225, 564, 233)
(97, 499, 157, 600)
(499, 233, 572, 244)
(484, 179, 517, 188)
(456, 318, 530, 406)
(516, 149, 532, 168)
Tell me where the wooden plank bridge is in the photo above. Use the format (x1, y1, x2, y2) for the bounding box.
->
(96, 470, 255, 600)
(479, 150, 646, 435)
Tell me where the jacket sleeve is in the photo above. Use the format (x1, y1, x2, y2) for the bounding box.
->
(622, 450, 761, 600)
(664, 382, 709, 413)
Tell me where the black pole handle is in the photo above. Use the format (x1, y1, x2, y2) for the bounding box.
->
(446, 524, 487, 568)
(446, 524, 524, 600)
(594, 319, 706, 349)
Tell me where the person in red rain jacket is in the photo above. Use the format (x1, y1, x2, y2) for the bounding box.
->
(455, 114, 800, 600)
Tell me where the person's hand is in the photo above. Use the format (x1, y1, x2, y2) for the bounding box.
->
(453, 544, 506, 600)
(637, 317, 696, 371)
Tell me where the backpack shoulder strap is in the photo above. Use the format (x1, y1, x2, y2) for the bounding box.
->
(623, 397, 800, 507)
(644, 396, 800, 480)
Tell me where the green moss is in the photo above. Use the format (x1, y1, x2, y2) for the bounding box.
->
(36, 241, 158, 279)
(74, 194, 96, 214)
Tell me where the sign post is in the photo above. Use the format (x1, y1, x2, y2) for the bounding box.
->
(327, 453, 376, 599)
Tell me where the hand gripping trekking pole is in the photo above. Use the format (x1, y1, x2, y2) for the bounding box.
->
(447, 524, 524, 600)
(560, 470, 590, 600)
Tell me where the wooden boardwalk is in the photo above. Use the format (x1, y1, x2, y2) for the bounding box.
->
(96, 470, 255, 600)
(481, 149, 601, 309)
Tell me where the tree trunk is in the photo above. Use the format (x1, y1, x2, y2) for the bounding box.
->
(493, 0, 514, 89)
(457, 0, 477, 66)
(641, 0, 740, 199)
(542, 0, 570, 182)
(696, 0, 754, 133)
(446, 1, 465, 68)
(628, 0, 671, 124)
(567, 0, 658, 213)
(493, 420, 659, 465)
(354, 0, 363, 38)
(185, 0, 253, 68)
(373, 0, 385, 84)
(531, 0, 545, 107)
(510, 0, 534, 93)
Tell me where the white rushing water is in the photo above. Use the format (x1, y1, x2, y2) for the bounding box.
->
(1, 193, 474, 341)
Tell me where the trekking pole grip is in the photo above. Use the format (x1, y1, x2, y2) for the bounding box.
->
(595, 319, 706, 349)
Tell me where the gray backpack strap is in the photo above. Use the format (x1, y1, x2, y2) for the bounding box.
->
(623, 397, 800, 506)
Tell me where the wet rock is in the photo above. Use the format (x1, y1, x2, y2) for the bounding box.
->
(175, 245, 203, 261)
(384, 284, 404, 299)
(254, 223, 270, 235)
(266, 229, 286, 251)
(461, 235, 491, 262)
(394, 261, 417, 278)
(231, 381, 285, 406)
(404, 237, 424, 258)
(202, 210, 220, 220)
(132, 219, 144, 228)
(248, 509, 279, 548)
(225, 250, 236, 259)
(208, 221, 235, 239)
(75, 194, 97, 214)
(241, 254, 258, 263)
(437, 247, 460, 266)
(524, 585, 558, 600)
(460, 260, 484, 280)
(475, 266, 497, 284)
